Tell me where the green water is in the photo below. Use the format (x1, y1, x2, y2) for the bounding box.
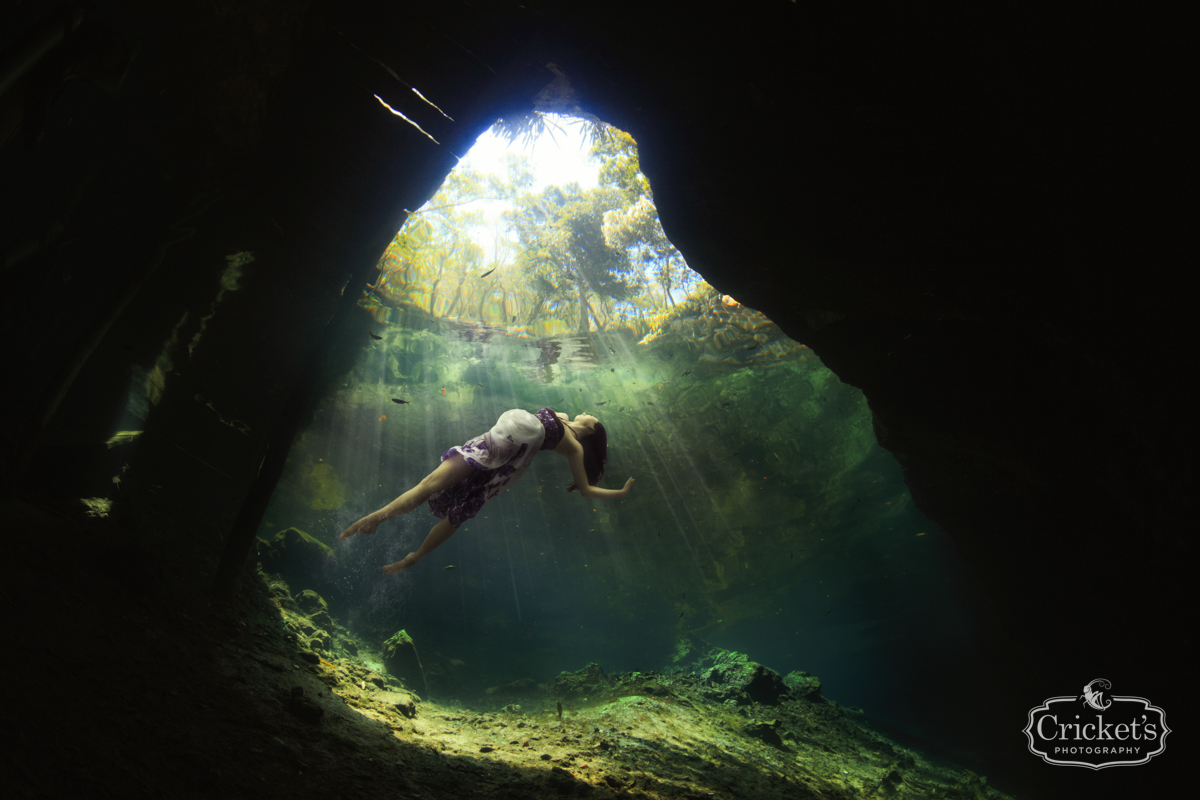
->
(258, 291, 990, 757)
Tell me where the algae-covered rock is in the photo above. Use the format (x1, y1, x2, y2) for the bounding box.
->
(295, 589, 333, 630)
(664, 636, 796, 706)
(665, 635, 747, 675)
(744, 719, 785, 749)
(256, 527, 337, 601)
(295, 588, 328, 614)
(282, 610, 332, 655)
(783, 670, 822, 700)
(706, 660, 790, 706)
(552, 662, 609, 700)
(383, 629, 427, 693)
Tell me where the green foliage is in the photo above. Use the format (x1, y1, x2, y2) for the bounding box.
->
(365, 119, 700, 336)
(589, 128, 650, 202)
(507, 183, 635, 332)
(369, 162, 528, 318)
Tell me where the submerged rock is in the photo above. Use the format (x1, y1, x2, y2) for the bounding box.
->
(667, 636, 794, 706)
(743, 719, 785, 749)
(551, 662, 608, 699)
(383, 629, 427, 694)
(256, 528, 337, 600)
(784, 669, 822, 700)
(295, 589, 334, 630)
(705, 660, 790, 706)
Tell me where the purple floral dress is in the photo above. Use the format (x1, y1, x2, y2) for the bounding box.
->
(427, 408, 565, 527)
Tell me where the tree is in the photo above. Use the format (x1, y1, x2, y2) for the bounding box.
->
(506, 184, 635, 334)
(589, 128, 651, 203)
(590, 128, 697, 311)
(602, 195, 694, 308)
(369, 161, 532, 323)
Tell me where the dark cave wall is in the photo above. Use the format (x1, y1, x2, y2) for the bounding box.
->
(1, 0, 1192, 785)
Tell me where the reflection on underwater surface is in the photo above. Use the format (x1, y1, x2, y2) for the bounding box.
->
(257, 290, 996, 769)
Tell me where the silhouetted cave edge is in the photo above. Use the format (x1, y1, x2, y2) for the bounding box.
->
(1, 5, 1190, 797)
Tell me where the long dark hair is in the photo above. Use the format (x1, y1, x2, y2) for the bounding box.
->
(566, 422, 607, 492)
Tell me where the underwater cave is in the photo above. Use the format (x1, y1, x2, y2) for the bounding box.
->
(0, 3, 1188, 799)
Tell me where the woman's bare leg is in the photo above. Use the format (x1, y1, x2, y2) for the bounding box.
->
(382, 517, 457, 574)
(338, 455, 473, 541)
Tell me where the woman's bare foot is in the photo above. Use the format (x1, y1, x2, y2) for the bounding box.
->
(338, 513, 381, 541)
(382, 553, 420, 574)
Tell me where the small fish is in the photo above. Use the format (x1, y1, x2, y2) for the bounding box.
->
(441, 387, 447, 395)
(443, 564, 456, 570)
(391, 398, 410, 404)
(595, 401, 606, 406)
(368, 329, 383, 340)
(476, 383, 484, 388)
(378, 415, 386, 421)
(610, 368, 615, 372)
(682, 370, 692, 377)
(916, 532, 927, 537)
(480, 268, 496, 278)
(678, 611, 684, 619)
(826, 609, 832, 615)
(647, 401, 654, 406)
(608, 346, 615, 355)
(721, 401, 732, 408)
(619, 406, 625, 412)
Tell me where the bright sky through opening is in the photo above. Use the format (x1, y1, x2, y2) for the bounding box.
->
(460, 117, 600, 192)
(439, 116, 601, 242)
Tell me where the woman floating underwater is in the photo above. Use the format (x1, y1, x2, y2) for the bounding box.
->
(338, 408, 635, 573)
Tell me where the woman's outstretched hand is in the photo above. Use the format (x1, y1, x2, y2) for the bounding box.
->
(338, 513, 380, 541)
(621, 477, 635, 498)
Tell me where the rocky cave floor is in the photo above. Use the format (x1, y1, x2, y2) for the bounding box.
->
(3, 500, 1011, 799)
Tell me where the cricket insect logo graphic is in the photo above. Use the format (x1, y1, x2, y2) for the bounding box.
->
(1080, 679, 1112, 712)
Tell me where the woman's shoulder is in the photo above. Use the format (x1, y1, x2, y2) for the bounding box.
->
(553, 423, 582, 455)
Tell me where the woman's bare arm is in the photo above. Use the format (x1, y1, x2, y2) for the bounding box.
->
(565, 448, 634, 499)
(582, 479, 635, 499)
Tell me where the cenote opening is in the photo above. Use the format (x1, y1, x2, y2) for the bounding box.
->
(251, 113, 1004, 792)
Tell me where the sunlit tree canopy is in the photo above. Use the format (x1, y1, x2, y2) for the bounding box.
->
(361, 119, 701, 337)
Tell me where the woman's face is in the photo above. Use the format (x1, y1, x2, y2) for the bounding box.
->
(572, 413, 599, 432)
